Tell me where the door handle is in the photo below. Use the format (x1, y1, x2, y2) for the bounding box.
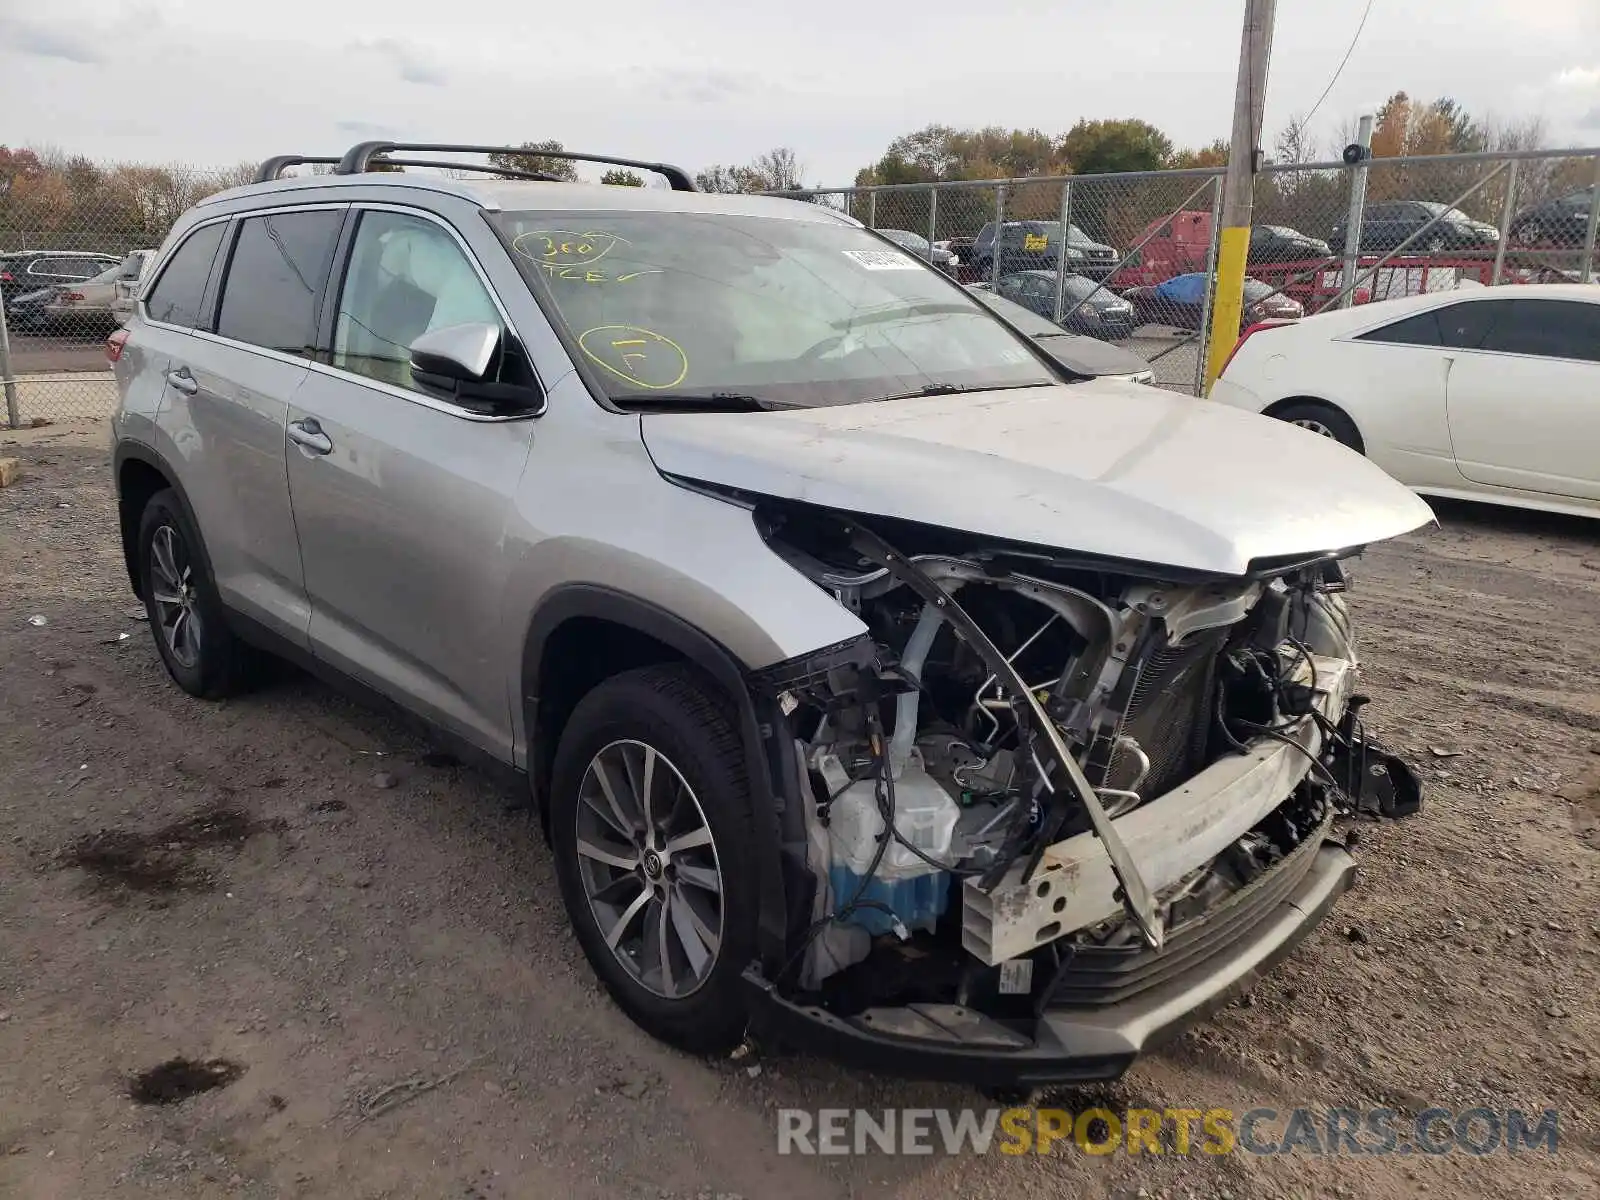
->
(288, 418, 333, 456)
(165, 367, 199, 396)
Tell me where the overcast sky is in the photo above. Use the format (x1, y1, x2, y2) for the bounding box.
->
(2, 0, 1597, 186)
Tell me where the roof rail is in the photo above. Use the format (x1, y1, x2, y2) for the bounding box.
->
(333, 141, 698, 191)
(254, 156, 342, 183)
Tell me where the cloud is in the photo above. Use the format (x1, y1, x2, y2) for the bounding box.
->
(1580, 105, 1600, 129)
(354, 38, 447, 86)
(334, 119, 401, 137)
(1553, 65, 1600, 90)
(0, 16, 103, 64)
(644, 68, 765, 106)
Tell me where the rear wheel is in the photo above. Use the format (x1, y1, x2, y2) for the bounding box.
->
(549, 664, 759, 1054)
(1270, 401, 1364, 454)
(138, 489, 258, 698)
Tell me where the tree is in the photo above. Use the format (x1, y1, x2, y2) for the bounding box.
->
(1168, 139, 1230, 170)
(1058, 119, 1173, 175)
(694, 147, 807, 193)
(487, 140, 579, 182)
(856, 125, 1061, 186)
(600, 168, 644, 187)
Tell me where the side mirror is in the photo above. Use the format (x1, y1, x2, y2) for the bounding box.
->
(409, 323, 544, 415)
(410, 322, 500, 384)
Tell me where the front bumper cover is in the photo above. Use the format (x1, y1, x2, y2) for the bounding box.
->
(743, 841, 1356, 1088)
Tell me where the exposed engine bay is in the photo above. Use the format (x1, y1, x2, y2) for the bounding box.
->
(748, 503, 1421, 1018)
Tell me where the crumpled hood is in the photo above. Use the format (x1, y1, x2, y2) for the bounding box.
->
(641, 381, 1434, 576)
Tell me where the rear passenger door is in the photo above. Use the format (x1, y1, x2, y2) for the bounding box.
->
(284, 206, 540, 760)
(1445, 297, 1600, 500)
(158, 205, 345, 647)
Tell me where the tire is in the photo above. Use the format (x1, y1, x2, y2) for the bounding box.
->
(549, 663, 758, 1054)
(137, 488, 258, 698)
(1271, 401, 1364, 454)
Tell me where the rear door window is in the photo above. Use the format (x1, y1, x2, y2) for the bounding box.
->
(143, 223, 228, 329)
(215, 209, 343, 356)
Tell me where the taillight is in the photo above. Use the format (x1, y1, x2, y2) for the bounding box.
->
(1218, 319, 1293, 377)
(106, 329, 130, 363)
(64, 291, 85, 302)
(0, 271, 12, 283)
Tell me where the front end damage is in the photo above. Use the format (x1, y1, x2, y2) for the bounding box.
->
(739, 505, 1421, 1088)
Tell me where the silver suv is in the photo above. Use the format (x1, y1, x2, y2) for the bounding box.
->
(110, 141, 1431, 1088)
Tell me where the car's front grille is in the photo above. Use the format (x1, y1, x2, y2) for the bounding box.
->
(1044, 816, 1329, 1008)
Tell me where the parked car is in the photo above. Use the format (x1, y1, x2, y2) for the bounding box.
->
(875, 228, 958, 275)
(992, 270, 1136, 340)
(43, 263, 125, 333)
(1509, 187, 1597, 248)
(2, 250, 120, 326)
(970, 220, 1119, 279)
(1123, 273, 1303, 331)
(3, 285, 61, 333)
(1249, 225, 1332, 264)
(967, 287, 1154, 381)
(111, 140, 1428, 1088)
(1211, 284, 1600, 518)
(1328, 201, 1499, 256)
(111, 249, 158, 322)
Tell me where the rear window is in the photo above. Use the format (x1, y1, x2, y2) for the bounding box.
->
(143, 223, 227, 328)
(215, 210, 342, 356)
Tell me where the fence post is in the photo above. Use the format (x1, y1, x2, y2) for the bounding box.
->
(1339, 114, 1374, 308)
(991, 186, 1005, 290)
(0, 291, 19, 430)
(867, 190, 877, 230)
(1193, 177, 1226, 397)
(1491, 158, 1519, 286)
(1582, 156, 1600, 285)
(1051, 180, 1073, 324)
(927, 187, 939, 264)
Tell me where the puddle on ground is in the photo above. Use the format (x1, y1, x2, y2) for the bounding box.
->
(61, 805, 273, 896)
(128, 1057, 245, 1105)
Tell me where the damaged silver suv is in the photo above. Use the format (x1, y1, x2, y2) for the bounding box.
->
(110, 142, 1431, 1088)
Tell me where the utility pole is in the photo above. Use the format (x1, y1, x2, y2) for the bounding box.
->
(1203, 0, 1277, 393)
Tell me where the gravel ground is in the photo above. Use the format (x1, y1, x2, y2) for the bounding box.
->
(2, 419, 1597, 1199)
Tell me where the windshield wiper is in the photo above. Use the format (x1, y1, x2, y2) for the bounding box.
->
(613, 392, 796, 413)
(865, 381, 1055, 404)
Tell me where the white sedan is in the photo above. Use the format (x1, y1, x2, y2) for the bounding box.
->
(1211, 283, 1600, 518)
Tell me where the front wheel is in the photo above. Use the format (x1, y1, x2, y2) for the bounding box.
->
(549, 664, 759, 1054)
(1271, 401, 1364, 454)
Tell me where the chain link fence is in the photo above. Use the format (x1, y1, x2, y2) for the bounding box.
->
(778, 147, 1600, 394)
(1, 162, 251, 426)
(1, 150, 1597, 425)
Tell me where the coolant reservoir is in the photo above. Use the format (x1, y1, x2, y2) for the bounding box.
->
(817, 748, 960, 937)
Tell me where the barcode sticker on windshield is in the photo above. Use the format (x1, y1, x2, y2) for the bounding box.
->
(841, 249, 921, 270)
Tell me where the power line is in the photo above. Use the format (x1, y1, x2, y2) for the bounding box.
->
(1300, 0, 1377, 130)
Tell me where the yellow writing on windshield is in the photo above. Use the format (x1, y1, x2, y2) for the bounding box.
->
(536, 262, 663, 285)
(578, 325, 688, 390)
(1023, 233, 1049, 252)
(513, 229, 627, 267)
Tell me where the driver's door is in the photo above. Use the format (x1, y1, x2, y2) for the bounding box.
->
(284, 206, 538, 760)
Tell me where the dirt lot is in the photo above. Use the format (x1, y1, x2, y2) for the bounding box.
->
(2, 420, 1597, 1200)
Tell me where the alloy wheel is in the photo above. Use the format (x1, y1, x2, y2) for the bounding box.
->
(1290, 418, 1338, 438)
(573, 739, 724, 999)
(149, 524, 202, 669)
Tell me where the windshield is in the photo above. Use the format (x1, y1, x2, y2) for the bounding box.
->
(494, 212, 1054, 408)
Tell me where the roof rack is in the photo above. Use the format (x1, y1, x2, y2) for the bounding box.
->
(333, 141, 698, 191)
(254, 156, 343, 183)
